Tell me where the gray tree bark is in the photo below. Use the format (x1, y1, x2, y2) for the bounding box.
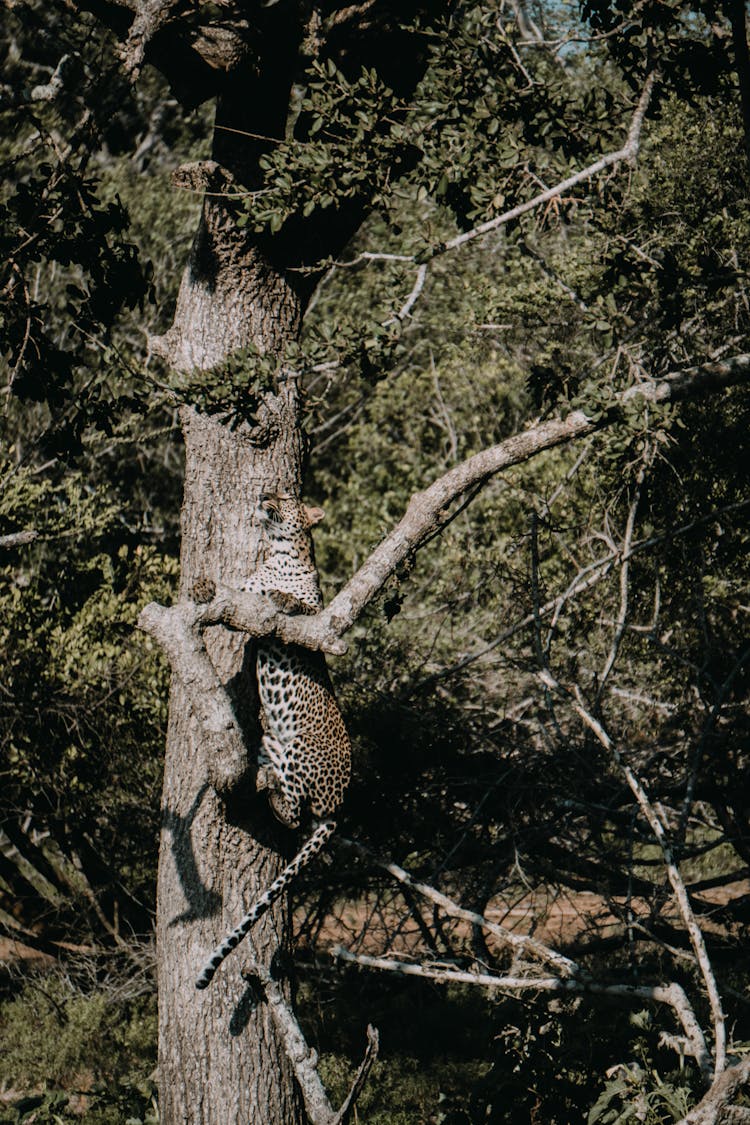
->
(153, 176, 307, 1122)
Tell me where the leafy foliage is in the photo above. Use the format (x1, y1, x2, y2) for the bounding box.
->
(0, 973, 157, 1124)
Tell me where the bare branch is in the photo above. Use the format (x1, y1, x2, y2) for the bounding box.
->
(332, 949, 709, 1074)
(120, 0, 180, 79)
(385, 262, 429, 324)
(676, 1058, 750, 1125)
(0, 55, 74, 109)
(431, 494, 750, 685)
(136, 602, 248, 796)
(508, 0, 544, 44)
(339, 837, 577, 977)
(596, 444, 652, 700)
(239, 951, 378, 1125)
(539, 671, 727, 1079)
(332, 1024, 380, 1125)
(136, 583, 347, 794)
(0, 530, 38, 548)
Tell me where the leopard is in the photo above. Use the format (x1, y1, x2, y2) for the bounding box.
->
(196, 493, 351, 989)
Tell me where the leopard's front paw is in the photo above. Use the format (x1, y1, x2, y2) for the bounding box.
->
(256, 764, 276, 793)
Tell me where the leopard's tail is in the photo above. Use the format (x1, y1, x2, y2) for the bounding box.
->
(195, 819, 336, 990)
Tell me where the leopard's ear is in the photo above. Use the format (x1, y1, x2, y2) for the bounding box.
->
(304, 505, 325, 528)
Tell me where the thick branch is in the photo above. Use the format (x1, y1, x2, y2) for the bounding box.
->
(0, 530, 38, 548)
(119, 0, 181, 78)
(138, 581, 345, 665)
(318, 353, 750, 638)
(139, 353, 750, 682)
(137, 602, 248, 796)
(136, 584, 347, 794)
(190, 581, 347, 655)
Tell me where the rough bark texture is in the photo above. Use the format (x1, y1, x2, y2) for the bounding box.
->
(155, 185, 307, 1120)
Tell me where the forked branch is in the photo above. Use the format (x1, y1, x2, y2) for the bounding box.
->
(137, 353, 750, 770)
(676, 1057, 750, 1125)
(331, 838, 712, 1080)
(240, 949, 378, 1125)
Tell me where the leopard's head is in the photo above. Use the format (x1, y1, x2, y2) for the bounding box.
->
(259, 494, 324, 552)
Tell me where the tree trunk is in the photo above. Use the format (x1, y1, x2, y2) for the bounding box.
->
(154, 175, 308, 1121)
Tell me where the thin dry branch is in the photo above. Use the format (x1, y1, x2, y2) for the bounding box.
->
(240, 950, 378, 1125)
(339, 836, 577, 976)
(387, 262, 428, 323)
(431, 494, 750, 685)
(332, 949, 710, 1074)
(596, 444, 652, 700)
(539, 671, 727, 1079)
(333, 71, 656, 277)
(0, 55, 73, 108)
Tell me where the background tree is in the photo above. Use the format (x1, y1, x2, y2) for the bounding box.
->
(1, 1, 749, 1123)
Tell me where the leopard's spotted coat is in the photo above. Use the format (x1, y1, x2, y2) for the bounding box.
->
(196, 494, 351, 989)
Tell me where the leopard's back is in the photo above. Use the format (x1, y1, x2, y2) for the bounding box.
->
(244, 494, 351, 828)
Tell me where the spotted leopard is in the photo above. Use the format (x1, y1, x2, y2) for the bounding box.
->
(196, 494, 351, 989)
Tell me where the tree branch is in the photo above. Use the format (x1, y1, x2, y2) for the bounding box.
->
(0, 530, 38, 548)
(333, 71, 656, 277)
(139, 581, 347, 655)
(316, 353, 750, 639)
(240, 951, 378, 1125)
(137, 601, 249, 796)
(440, 71, 656, 256)
(676, 1057, 750, 1125)
(539, 671, 727, 1080)
(138, 353, 750, 686)
(339, 836, 577, 976)
(119, 0, 181, 79)
(427, 494, 750, 686)
(332, 949, 710, 1075)
(136, 584, 347, 793)
(0, 55, 74, 109)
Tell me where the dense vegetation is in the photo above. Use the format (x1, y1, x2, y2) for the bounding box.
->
(1, 1, 749, 1121)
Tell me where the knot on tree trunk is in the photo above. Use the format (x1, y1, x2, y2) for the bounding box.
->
(191, 577, 216, 604)
(172, 160, 237, 194)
